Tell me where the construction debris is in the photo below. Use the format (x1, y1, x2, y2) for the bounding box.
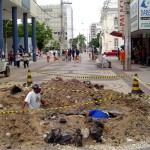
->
(0, 78, 150, 149)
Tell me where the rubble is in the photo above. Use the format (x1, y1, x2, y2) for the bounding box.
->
(0, 78, 150, 149)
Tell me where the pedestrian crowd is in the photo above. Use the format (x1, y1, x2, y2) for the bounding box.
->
(8, 50, 30, 69)
(45, 48, 81, 62)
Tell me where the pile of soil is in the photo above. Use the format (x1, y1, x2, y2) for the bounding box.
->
(0, 77, 150, 149)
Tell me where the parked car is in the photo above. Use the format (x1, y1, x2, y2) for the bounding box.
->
(0, 60, 10, 77)
(105, 50, 118, 56)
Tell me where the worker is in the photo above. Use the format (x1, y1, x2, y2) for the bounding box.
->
(22, 84, 48, 109)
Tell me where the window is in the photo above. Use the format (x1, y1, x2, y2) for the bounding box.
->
(45, 8, 52, 12)
(114, 38, 118, 48)
(114, 17, 118, 27)
(44, 18, 50, 22)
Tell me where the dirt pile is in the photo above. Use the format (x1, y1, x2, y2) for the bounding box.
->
(0, 77, 150, 149)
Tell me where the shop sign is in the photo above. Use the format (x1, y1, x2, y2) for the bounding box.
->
(22, 0, 30, 10)
(118, 0, 125, 31)
(130, 0, 139, 32)
(139, 0, 150, 29)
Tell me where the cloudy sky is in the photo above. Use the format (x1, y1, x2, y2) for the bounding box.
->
(37, 0, 105, 38)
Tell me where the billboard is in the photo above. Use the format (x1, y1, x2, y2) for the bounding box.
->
(130, 0, 139, 32)
(139, 0, 150, 29)
(22, 0, 30, 10)
(118, 0, 125, 31)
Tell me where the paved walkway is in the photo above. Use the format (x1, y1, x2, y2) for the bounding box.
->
(2, 53, 150, 95)
(108, 56, 150, 95)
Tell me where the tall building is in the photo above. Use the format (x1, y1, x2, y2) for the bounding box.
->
(89, 23, 97, 42)
(38, 4, 73, 49)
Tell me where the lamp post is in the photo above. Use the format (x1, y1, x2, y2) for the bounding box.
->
(124, 0, 131, 71)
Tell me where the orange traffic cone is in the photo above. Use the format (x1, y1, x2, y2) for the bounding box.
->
(27, 69, 32, 86)
(131, 74, 143, 94)
(74, 56, 78, 63)
(54, 56, 59, 61)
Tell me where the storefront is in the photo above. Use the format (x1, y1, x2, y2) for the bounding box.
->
(130, 0, 150, 66)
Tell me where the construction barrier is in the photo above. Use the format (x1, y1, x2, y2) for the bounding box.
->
(0, 97, 112, 115)
(54, 56, 59, 61)
(0, 90, 150, 116)
(32, 71, 130, 79)
(27, 69, 32, 86)
(94, 55, 98, 61)
(74, 56, 81, 63)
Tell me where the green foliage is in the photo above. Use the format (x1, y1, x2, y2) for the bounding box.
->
(6, 20, 53, 50)
(36, 21, 53, 50)
(51, 40, 60, 50)
(4, 20, 13, 38)
(77, 34, 86, 48)
(69, 38, 78, 49)
(89, 33, 100, 48)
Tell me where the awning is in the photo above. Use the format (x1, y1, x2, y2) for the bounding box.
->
(110, 31, 123, 37)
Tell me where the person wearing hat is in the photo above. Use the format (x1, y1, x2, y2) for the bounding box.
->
(22, 84, 48, 109)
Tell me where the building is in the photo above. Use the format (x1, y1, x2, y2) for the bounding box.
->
(0, 0, 38, 62)
(89, 23, 97, 42)
(100, 0, 124, 53)
(130, 0, 150, 66)
(38, 4, 73, 49)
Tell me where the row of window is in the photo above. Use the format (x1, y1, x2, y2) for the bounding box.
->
(53, 32, 67, 35)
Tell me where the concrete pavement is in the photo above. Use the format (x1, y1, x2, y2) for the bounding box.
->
(2, 53, 150, 95)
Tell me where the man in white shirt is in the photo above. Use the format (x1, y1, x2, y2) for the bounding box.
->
(102, 52, 108, 64)
(96, 52, 110, 68)
(22, 84, 48, 109)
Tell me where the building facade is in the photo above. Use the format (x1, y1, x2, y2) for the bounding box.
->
(130, 0, 150, 65)
(38, 4, 73, 49)
(0, 0, 37, 62)
(100, 0, 124, 53)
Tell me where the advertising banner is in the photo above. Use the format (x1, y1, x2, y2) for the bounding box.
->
(118, 0, 125, 31)
(22, 0, 30, 10)
(139, 0, 150, 29)
(130, 0, 139, 32)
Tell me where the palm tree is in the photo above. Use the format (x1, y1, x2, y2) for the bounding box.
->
(77, 33, 86, 50)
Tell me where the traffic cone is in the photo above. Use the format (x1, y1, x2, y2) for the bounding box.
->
(54, 56, 59, 61)
(131, 74, 143, 94)
(27, 69, 32, 86)
(74, 56, 79, 62)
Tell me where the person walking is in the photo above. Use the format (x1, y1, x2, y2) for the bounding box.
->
(72, 49, 75, 60)
(22, 84, 48, 109)
(120, 49, 125, 65)
(15, 53, 21, 68)
(22, 52, 29, 68)
(8, 51, 14, 65)
(46, 51, 50, 62)
(141, 47, 146, 65)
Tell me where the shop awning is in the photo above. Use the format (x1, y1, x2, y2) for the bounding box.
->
(110, 31, 123, 37)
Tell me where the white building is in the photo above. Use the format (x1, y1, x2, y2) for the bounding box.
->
(89, 23, 97, 41)
(38, 4, 73, 49)
(100, 0, 124, 53)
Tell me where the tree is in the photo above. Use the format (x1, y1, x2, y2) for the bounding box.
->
(5, 20, 13, 38)
(6, 20, 53, 50)
(35, 21, 53, 50)
(77, 34, 86, 49)
(89, 33, 100, 48)
(51, 40, 60, 50)
(69, 38, 78, 49)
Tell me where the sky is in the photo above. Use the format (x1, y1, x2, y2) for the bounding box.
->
(37, 0, 105, 38)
